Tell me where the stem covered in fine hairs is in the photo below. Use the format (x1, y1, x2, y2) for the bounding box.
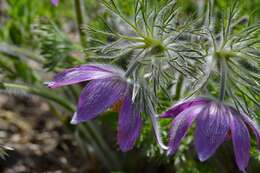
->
(219, 58, 227, 102)
(174, 74, 184, 100)
(146, 97, 168, 150)
(74, 0, 87, 47)
(124, 50, 144, 78)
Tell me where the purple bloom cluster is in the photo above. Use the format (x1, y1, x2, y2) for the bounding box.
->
(161, 97, 260, 172)
(47, 63, 260, 171)
(47, 64, 142, 151)
(44, 0, 260, 171)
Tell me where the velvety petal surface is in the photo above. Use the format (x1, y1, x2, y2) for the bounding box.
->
(117, 92, 142, 152)
(195, 103, 229, 161)
(71, 79, 127, 124)
(230, 112, 250, 173)
(168, 105, 204, 155)
(161, 97, 209, 118)
(47, 64, 123, 88)
(240, 112, 260, 150)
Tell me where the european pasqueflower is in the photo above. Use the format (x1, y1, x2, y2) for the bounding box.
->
(161, 97, 260, 172)
(47, 64, 142, 151)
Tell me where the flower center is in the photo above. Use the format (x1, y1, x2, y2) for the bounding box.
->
(213, 50, 236, 60)
(143, 37, 165, 54)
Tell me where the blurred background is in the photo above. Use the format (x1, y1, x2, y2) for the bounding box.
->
(0, 0, 260, 172)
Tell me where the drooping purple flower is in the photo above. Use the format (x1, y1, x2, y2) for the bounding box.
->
(51, 0, 59, 6)
(161, 97, 260, 172)
(46, 64, 142, 152)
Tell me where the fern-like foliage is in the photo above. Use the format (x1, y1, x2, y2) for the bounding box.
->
(33, 19, 81, 71)
(198, 0, 260, 119)
(85, 0, 205, 112)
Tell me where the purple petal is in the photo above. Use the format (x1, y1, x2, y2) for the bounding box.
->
(240, 112, 260, 150)
(161, 97, 210, 118)
(168, 105, 204, 155)
(195, 103, 229, 161)
(117, 92, 142, 152)
(46, 64, 123, 88)
(230, 112, 250, 173)
(51, 0, 59, 6)
(71, 79, 127, 124)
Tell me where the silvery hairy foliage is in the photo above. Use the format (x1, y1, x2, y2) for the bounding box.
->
(80, 0, 209, 152)
(83, 0, 260, 154)
(107, 0, 257, 112)
(197, 0, 260, 118)
(44, 0, 260, 169)
(85, 0, 206, 114)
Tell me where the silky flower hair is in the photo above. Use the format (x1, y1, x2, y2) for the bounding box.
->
(197, 1, 260, 113)
(46, 0, 260, 170)
(159, 1, 260, 172)
(85, 0, 204, 106)
(46, 64, 167, 151)
(161, 97, 260, 172)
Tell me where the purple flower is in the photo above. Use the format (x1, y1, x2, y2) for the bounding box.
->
(46, 64, 142, 152)
(51, 0, 59, 6)
(161, 97, 260, 172)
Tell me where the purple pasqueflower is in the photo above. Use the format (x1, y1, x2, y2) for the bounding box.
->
(161, 97, 260, 172)
(51, 0, 59, 6)
(46, 64, 141, 152)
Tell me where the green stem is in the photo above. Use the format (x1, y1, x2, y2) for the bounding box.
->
(146, 97, 168, 150)
(124, 50, 144, 78)
(219, 59, 227, 102)
(2, 83, 75, 112)
(0, 43, 43, 63)
(174, 74, 184, 100)
(82, 123, 120, 169)
(2, 82, 119, 169)
(74, 0, 87, 48)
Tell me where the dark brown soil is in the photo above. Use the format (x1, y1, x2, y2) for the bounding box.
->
(0, 94, 87, 173)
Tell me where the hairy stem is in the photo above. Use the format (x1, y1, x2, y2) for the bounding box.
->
(124, 50, 144, 78)
(219, 59, 227, 102)
(0, 43, 43, 63)
(74, 0, 87, 47)
(146, 97, 168, 150)
(174, 74, 184, 100)
(1, 82, 119, 169)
